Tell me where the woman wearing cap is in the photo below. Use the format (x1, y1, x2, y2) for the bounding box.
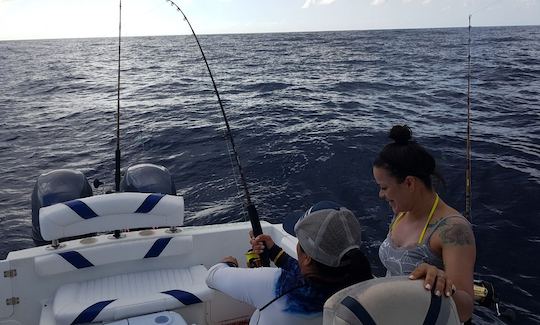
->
(206, 204, 372, 325)
(373, 125, 476, 322)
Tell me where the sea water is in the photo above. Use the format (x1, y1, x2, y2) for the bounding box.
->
(0, 26, 539, 323)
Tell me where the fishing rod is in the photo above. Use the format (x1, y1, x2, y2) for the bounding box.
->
(463, 0, 509, 221)
(115, 0, 122, 192)
(464, 0, 506, 223)
(465, 15, 472, 222)
(464, 16, 515, 322)
(165, 0, 270, 266)
(111, 0, 123, 240)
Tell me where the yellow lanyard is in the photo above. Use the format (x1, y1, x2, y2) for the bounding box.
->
(390, 194, 440, 245)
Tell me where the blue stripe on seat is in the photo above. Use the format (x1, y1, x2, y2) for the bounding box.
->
(72, 299, 115, 324)
(135, 193, 165, 213)
(59, 251, 94, 269)
(423, 293, 442, 325)
(144, 237, 173, 258)
(162, 289, 202, 305)
(341, 296, 376, 325)
(64, 199, 98, 219)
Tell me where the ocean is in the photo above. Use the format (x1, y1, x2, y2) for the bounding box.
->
(0, 26, 539, 323)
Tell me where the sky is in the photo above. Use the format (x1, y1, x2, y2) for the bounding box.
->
(0, 0, 539, 41)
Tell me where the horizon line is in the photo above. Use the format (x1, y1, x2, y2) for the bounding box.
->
(1, 23, 538, 42)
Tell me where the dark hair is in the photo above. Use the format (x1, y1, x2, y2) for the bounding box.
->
(301, 245, 373, 288)
(374, 125, 443, 189)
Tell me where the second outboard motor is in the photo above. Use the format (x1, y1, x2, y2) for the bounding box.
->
(120, 163, 177, 195)
(31, 169, 93, 246)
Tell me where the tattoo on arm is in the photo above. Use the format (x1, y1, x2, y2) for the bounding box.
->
(439, 222, 475, 246)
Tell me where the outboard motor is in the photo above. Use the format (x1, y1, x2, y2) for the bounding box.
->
(31, 169, 93, 245)
(120, 163, 177, 195)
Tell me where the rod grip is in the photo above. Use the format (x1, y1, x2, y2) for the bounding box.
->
(247, 203, 270, 266)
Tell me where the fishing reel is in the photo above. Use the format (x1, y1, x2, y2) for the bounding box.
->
(474, 280, 497, 308)
(474, 280, 516, 323)
(245, 250, 262, 268)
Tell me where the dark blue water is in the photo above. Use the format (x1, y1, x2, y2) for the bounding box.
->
(1, 27, 539, 323)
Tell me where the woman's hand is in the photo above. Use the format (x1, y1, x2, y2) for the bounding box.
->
(249, 231, 274, 254)
(409, 263, 456, 297)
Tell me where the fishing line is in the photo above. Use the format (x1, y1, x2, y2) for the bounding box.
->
(223, 128, 244, 210)
(165, 0, 270, 266)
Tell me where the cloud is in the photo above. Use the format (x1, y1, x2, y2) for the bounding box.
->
(400, 0, 432, 4)
(371, 0, 386, 5)
(302, 0, 337, 9)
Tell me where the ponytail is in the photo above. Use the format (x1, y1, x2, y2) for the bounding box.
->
(374, 125, 444, 189)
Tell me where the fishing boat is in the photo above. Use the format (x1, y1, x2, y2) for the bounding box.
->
(0, 163, 465, 325)
(0, 165, 278, 325)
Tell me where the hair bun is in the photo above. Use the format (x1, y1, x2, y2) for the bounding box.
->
(389, 125, 412, 145)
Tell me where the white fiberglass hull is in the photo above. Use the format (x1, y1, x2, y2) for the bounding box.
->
(0, 221, 297, 325)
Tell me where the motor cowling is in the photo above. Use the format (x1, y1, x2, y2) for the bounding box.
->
(31, 169, 93, 245)
(120, 163, 176, 195)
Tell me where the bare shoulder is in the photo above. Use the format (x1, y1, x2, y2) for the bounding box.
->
(436, 216, 475, 246)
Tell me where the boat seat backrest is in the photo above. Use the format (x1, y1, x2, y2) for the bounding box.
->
(34, 235, 193, 277)
(323, 276, 461, 325)
(39, 192, 184, 241)
(52, 265, 212, 325)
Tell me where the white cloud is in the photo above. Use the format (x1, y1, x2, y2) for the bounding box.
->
(371, 0, 386, 6)
(400, 0, 431, 4)
(302, 0, 337, 9)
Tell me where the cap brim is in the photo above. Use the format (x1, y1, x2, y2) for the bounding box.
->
(282, 210, 304, 236)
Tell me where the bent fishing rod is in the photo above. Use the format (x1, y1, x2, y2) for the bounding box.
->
(165, 0, 269, 266)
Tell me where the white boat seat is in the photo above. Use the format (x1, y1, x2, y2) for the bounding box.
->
(52, 265, 212, 325)
(34, 236, 193, 277)
(323, 276, 461, 325)
(39, 193, 184, 241)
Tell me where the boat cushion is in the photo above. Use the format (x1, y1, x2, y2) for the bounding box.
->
(323, 276, 460, 325)
(52, 266, 212, 325)
(34, 236, 193, 277)
(39, 193, 184, 241)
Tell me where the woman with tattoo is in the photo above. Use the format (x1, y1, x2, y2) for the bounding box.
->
(373, 125, 476, 322)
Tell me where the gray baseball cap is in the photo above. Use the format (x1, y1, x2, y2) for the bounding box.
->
(294, 204, 362, 268)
